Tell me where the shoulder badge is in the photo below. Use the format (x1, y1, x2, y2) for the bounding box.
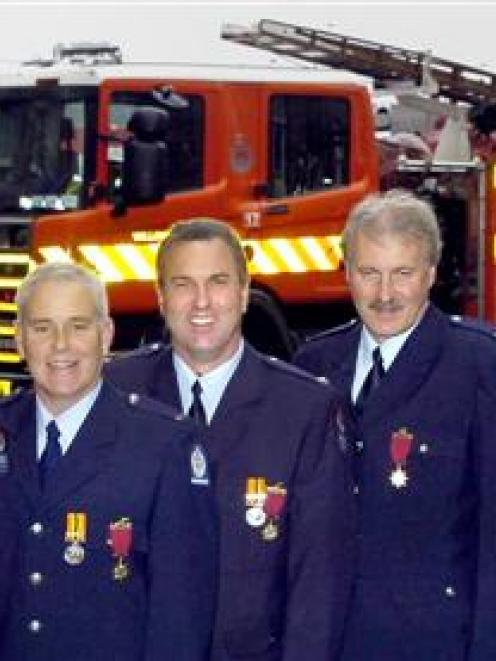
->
(262, 353, 332, 388)
(449, 314, 496, 340)
(126, 391, 182, 421)
(302, 318, 358, 345)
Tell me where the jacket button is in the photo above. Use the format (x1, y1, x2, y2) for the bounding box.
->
(30, 522, 43, 535)
(355, 440, 364, 453)
(29, 572, 43, 586)
(445, 585, 456, 598)
(28, 619, 42, 634)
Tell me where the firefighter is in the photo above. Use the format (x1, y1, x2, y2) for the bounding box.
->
(105, 218, 356, 661)
(294, 189, 496, 660)
(0, 262, 217, 661)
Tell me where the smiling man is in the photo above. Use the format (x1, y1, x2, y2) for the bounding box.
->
(0, 262, 217, 661)
(106, 218, 356, 661)
(294, 189, 496, 660)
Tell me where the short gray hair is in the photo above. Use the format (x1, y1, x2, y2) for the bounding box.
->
(342, 189, 442, 266)
(156, 218, 249, 288)
(15, 262, 109, 325)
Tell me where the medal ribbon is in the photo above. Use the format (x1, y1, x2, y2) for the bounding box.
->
(109, 519, 133, 558)
(390, 428, 413, 466)
(65, 512, 87, 543)
(263, 485, 287, 518)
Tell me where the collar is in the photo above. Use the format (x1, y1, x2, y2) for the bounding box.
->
(173, 339, 244, 424)
(36, 381, 102, 459)
(352, 315, 421, 403)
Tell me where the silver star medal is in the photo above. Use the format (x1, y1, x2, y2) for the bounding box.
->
(390, 465, 408, 489)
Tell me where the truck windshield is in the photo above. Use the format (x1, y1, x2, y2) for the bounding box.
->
(0, 89, 94, 212)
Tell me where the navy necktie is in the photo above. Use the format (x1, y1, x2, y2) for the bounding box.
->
(355, 347, 385, 414)
(188, 380, 207, 426)
(39, 420, 61, 488)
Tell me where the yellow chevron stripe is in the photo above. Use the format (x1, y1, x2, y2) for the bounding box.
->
(78, 246, 123, 283)
(0, 352, 21, 363)
(39, 246, 72, 263)
(0, 278, 24, 289)
(0, 326, 15, 336)
(0, 253, 31, 265)
(39, 235, 343, 282)
(0, 303, 17, 313)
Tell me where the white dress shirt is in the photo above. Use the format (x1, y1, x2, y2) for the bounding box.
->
(36, 381, 102, 460)
(174, 340, 244, 425)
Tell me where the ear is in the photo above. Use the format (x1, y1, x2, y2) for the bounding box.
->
(101, 317, 115, 356)
(14, 323, 25, 360)
(428, 265, 437, 288)
(156, 284, 166, 317)
(241, 279, 250, 314)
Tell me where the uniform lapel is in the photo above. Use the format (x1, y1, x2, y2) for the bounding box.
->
(328, 327, 360, 396)
(153, 346, 182, 410)
(359, 305, 446, 426)
(41, 382, 118, 510)
(7, 391, 41, 511)
(211, 344, 264, 425)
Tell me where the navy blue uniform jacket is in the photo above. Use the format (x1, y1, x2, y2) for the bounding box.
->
(0, 380, 217, 661)
(294, 304, 496, 661)
(106, 342, 356, 661)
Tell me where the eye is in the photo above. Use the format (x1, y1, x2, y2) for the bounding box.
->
(72, 320, 91, 331)
(170, 278, 191, 289)
(211, 274, 229, 286)
(396, 268, 414, 278)
(31, 322, 50, 334)
(357, 267, 379, 281)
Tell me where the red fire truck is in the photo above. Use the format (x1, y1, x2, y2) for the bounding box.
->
(0, 22, 494, 391)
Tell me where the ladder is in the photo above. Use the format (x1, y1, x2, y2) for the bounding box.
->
(222, 19, 496, 105)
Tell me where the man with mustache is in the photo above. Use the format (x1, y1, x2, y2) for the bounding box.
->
(294, 189, 496, 660)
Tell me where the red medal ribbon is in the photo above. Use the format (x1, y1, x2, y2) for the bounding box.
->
(109, 519, 133, 558)
(390, 428, 413, 465)
(263, 486, 287, 518)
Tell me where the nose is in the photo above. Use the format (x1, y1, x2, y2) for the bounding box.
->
(377, 273, 394, 302)
(193, 282, 210, 309)
(53, 325, 69, 350)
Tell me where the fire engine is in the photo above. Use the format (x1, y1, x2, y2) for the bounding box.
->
(0, 22, 494, 392)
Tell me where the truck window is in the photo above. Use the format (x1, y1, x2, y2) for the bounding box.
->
(109, 92, 204, 195)
(269, 95, 349, 198)
(0, 94, 87, 212)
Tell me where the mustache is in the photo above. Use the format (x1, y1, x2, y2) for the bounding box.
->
(368, 300, 403, 313)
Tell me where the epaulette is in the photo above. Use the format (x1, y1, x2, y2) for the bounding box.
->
(0, 388, 26, 407)
(449, 314, 496, 341)
(125, 391, 186, 423)
(261, 354, 331, 387)
(106, 341, 164, 364)
(302, 318, 358, 344)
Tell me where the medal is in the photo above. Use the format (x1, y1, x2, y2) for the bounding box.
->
(245, 477, 267, 508)
(108, 518, 133, 581)
(390, 466, 408, 488)
(246, 506, 266, 528)
(261, 483, 287, 542)
(190, 444, 209, 486)
(64, 512, 87, 565)
(262, 520, 279, 541)
(389, 428, 413, 489)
